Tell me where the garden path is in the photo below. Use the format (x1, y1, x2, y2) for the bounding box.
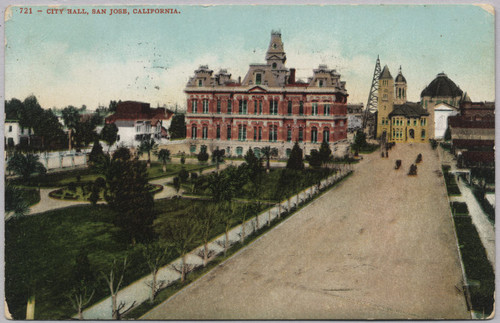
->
(143, 143, 469, 319)
(451, 180, 495, 268)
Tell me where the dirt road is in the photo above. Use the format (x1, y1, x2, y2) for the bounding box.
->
(143, 143, 469, 320)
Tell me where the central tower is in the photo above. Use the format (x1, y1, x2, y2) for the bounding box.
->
(266, 30, 287, 70)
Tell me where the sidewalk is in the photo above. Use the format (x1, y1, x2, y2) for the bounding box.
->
(453, 180, 495, 268)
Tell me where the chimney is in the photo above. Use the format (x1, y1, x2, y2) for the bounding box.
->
(238, 76, 241, 84)
(289, 68, 296, 84)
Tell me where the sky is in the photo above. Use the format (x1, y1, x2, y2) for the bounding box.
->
(4, 4, 495, 111)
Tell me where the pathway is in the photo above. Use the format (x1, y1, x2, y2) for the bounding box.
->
(143, 143, 469, 320)
(452, 180, 495, 267)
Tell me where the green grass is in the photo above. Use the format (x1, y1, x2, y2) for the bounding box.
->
(5, 198, 266, 320)
(11, 163, 213, 188)
(20, 188, 41, 206)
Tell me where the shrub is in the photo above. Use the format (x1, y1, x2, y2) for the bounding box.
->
(68, 182, 77, 192)
(408, 164, 417, 176)
(191, 172, 198, 181)
(178, 168, 189, 183)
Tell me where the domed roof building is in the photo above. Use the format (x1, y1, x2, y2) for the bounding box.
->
(421, 72, 463, 98)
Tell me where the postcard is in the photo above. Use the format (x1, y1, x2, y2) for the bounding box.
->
(3, 3, 495, 320)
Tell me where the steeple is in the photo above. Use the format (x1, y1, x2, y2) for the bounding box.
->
(394, 65, 407, 104)
(266, 30, 286, 70)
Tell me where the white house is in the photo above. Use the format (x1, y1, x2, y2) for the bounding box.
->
(105, 101, 174, 148)
(434, 102, 459, 139)
(4, 120, 32, 147)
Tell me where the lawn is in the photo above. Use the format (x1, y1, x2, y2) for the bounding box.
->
(186, 167, 335, 202)
(10, 162, 213, 188)
(5, 198, 267, 320)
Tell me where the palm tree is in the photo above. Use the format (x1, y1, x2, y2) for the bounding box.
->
(7, 152, 47, 181)
(137, 138, 158, 168)
(155, 148, 171, 172)
(262, 146, 279, 172)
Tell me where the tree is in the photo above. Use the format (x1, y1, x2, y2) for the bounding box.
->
(197, 145, 209, 163)
(168, 113, 186, 139)
(105, 157, 155, 244)
(137, 138, 158, 168)
(197, 205, 216, 267)
(244, 148, 260, 171)
(7, 153, 47, 180)
(62, 106, 81, 150)
(112, 146, 132, 162)
(155, 215, 201, 282)
(88, 140, 105, 165)
(140, 242, 171, 303)
(172, 177, 181, 196)
(212, 148, 225, 172)
(101, 257, 135, 320)
(108, 100, 121, 113)
(352, 129, 367, 151)
(69, 249, 96, 320)
(101, 123, 119, 152)
(219, 202, 235, 257)
(73, 120, 98, 148)
(155, 149, 171, 172)
(307, 149, 323, 168)
(286, 142, 304, 171)
(318, 139, 332, 166)
(5, 184, 30, 218)
(207, 172, 233, 203)
(261, 146, 278, 172)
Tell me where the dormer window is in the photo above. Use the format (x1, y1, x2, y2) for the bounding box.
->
(319, 80, 324, 88)
(198, 79, 202, 87)
(256, 73, 262, 85)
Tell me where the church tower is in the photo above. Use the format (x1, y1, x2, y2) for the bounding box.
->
(394, 66, 407, 105)
(376, 65, 394, 140)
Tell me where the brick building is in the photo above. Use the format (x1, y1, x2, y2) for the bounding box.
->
(184, 31, 349, 158)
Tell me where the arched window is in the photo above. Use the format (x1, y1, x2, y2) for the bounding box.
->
(287, 127, 292, 142)
(202, 126, 208, 139)
(409, 129, 415, 139)
(272, 62, 277, 69)
(298, 128, 304, 142)
(311, 127, 318, 143)
(191, 125, 197, 139)
(421, 129, 426, 139)
(398, 88, 401, 98)
(216, 125, 220, 139)
(323, 128, 330, 143)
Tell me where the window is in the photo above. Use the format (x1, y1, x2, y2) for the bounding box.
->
(269, 125, 278, 142)
(191, 125, 197, 139)
(256, 73, 262, 85)
(254, 127, 257, 141)
(227, 125, 232, 140)
(259, 101, 263, 114)
(202, 126, 208, 139)
(216, 125, 220, 139)
(198, 79, 202, 87)
(299, 101, 304, 115)
(298, 128, 304, 142)
(254, 148, 261, 158)
(258, 127, 262, 141)
(270, 100, 278, 115)
(323, 128, 330, 143)
(217, 100, 221, 114)
(407, 119, 410, 126)
(8, 125, 12, 132)
(324, 104, 330, 116)
(319, 80, 324, 88)
(238, 125, 247, 141)
(190, 145, 196, 153)
(287, 101, 292, 115)
(227, 100, 232, 114)
(421, 129, 426, 138)
(192, 100, 198, 113)
(236, 147, 243, 156)
(409, 129, 415, 139)
(413, 119, 417, 126)
(287, 128, 292, 142)
(272, 62, 277, 69)
(203, 99, 209, 113)
(239, 100, 247, 114)
(311, 127, 318, 143)
(312, 103, 318, 116)
(286, 148, 292, 157)
(254, 101, 258, 114)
